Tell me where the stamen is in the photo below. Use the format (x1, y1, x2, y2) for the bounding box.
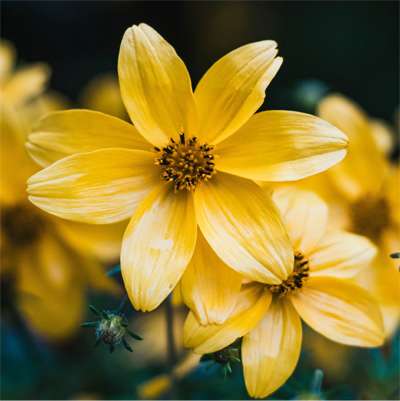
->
(154, 132, 217, 192)
(267, 252, 310, 297)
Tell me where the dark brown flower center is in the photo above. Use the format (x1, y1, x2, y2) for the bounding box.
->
(267, 252, 310, 297)
(1, 203, 44, 246)
(349, 194, 391, 242)
(154, 132, 217, 192)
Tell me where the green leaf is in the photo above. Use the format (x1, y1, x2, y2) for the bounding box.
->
(89, 305, 102, 317)
(126, 329, 143, 341)
(122, 338, 133, 352)
(81, 322, 99, 328)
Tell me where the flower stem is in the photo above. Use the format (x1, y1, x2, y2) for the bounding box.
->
(165, 295, 178, 399)
(116, 293, 130, 314)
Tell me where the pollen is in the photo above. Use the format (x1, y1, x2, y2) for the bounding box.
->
(349, 194, 391, 241)
(154, 131, 217, 192)
(267, 252, 310, 297)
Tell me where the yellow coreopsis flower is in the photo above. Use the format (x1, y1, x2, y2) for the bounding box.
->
(1, 40, 120, 341)
(26, 23, 348, 315)
(293, 94, 400, 336)
(184, 187, 384, 399)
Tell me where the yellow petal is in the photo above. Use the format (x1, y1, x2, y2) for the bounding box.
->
(27, 149, 159, 224)
(118, 23, 198, 146)
(291, 277, 384, 347)
(195, 172, 293, 284)
(56, 219, 128, 264)
(309, 230, 377, 279)
(369, 118, 395, 156)
(183, 282, 271, 354)
(216, 110, 348, 181)
(195, 42, 282, 144)
(271, 186, 328, 255)
(51, 221, 122, 295)
(385, 166, 400, 228)
(242, 298, 302, 399)
(317, 94, 387, 198)
(353, 243, 400, 337)
(2, 63, 51, 108)
(16, 232, 85, 341)
(138, 375, 172, 400)
(27, 109, 151, 168)
(181, 228, 242, 325)
(1, 102, 37, 201)
(0, 39, 16, 85)
(121, 183, 197, 312)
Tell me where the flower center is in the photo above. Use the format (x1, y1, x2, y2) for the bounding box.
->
(1, 203, 44, 246)
(154, 132, 217, 192)
(349, 194, 391, 241)
(267, 252, 310, 297)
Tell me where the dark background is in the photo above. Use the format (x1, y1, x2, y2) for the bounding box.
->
(2, 1, 399, 120)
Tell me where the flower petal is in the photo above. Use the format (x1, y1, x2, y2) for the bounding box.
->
(26, 109, 151, 168)
(121, 183, 197, 312)
(118, 23, 198, 146)
(16, 232, 85, 341)
(291, 277, 384, 347)
(309, 230, 377, 279)
(2, 63, 51, 108)
(56, 219, 128, 264)
(216, 110, 348, 181)
(195, 172, 293, 284)
(0, 40, 16, 85)
(271, 186, 328, 255)
(317, 94, 387, 198)
(195, 42, 281, 145)
(184, 282, 271, 354)
(27, 149, 159, 224)
(181, 228, 243, 325)
(242, 298, 302, 399)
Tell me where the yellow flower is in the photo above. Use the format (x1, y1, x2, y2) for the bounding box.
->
(26, 23, 348, 314)
(293, 94, 399, 336)
(184, 187, 384, 399)
(1, 40, 120, 341)
(0, 40, 50, 113)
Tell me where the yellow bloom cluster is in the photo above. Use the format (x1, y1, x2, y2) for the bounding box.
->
(0, 40, 122, 341)
(2, 22, 396, 398)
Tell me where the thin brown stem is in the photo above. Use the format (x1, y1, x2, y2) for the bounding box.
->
(165, 295, 178, 399)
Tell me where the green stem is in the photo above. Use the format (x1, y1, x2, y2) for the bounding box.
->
(116, 293, 130, 314)
(165, 295, 178, 399)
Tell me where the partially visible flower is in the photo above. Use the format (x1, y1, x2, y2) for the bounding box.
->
(184, 187, 383, 399)
(0, 40, 50, 115)
(26, 23, 348, 317)
(291, 94, 400, 336)
(0, 40, 120, 341)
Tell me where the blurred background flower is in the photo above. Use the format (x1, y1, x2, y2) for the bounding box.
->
(1, 1, 398, 400)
